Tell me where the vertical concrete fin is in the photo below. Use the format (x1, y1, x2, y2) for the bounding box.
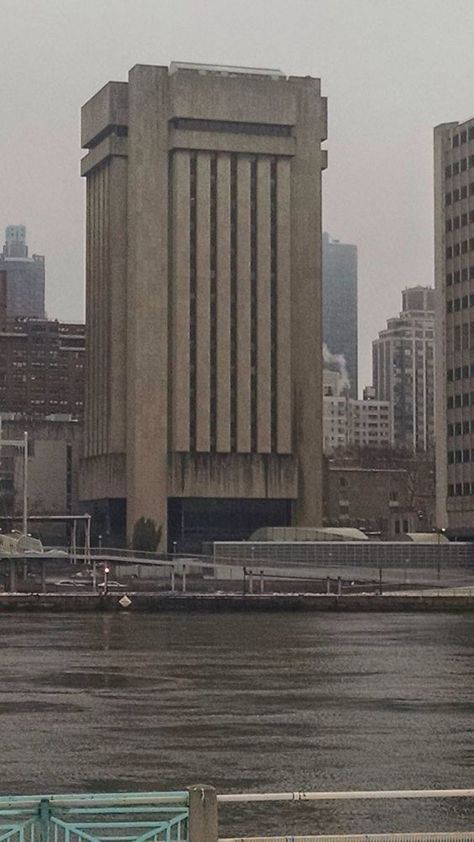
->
(256, 156, 272, 453)
(195, 152, 211, 452)
(236, 156, 252, 452)
(276, 157, 292, 454)
(216, 153, 231, 452)
(171, 149, 191, 451)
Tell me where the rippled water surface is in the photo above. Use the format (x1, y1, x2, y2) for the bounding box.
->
(0, 612, 473, 836)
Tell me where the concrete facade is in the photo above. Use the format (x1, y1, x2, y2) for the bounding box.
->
(322, 232, 358, 398)
(0, 226, 45, 319)
(434, 118, 474, 534)
(80, 63, 327, 549)
(0, 419, 82, 542)
(372, 286, 435, 452)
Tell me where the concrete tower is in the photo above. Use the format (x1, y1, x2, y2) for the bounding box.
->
(80, 62, 327, 549)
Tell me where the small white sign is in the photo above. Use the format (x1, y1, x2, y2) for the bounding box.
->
(119, 595, 132, 608)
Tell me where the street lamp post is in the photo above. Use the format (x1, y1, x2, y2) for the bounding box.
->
(103, 565, 110, 595)
(436, 527, 447, 581)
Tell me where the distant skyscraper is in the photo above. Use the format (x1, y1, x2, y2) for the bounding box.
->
(322, 233, 358, 398)
(0, 226, 45, 319)
(372, 286, 435, 452)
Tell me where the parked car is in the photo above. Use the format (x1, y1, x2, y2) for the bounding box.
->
(98, 580, 127, 591)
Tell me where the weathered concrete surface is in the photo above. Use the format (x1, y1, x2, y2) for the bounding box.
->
(188, 786, 218, 842)
(0, 593, 474, 612)
(81, 64, 328, 547)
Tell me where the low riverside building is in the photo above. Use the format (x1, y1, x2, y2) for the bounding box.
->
(324, 457, 436, 539)
(0, 417, 82, 543)
(211, 538, 472, 590)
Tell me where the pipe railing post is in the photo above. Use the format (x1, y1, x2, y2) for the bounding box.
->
(39, 798, 50, 842)
(188, 785, 218, 842)
(72, 519, 77, 565)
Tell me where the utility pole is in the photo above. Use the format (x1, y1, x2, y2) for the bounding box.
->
(22, 431, 28, 537)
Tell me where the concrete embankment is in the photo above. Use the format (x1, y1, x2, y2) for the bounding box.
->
(0, 592, 473, 611)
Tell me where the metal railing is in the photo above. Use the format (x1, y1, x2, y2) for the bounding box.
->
(217, 788, 474, 842)
(220, 836, 474, 842)
(0, 791, 189, 842)
(4, 543, 474, 599)
(0, 788, 472, 842)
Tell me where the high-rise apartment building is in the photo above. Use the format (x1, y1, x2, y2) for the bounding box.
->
(372, 286, 435, 452)
(434, 118, 474, 534)
(0, 226, 45, 319)
(322, 232, 358, 398)
(80, 62, 327, 549)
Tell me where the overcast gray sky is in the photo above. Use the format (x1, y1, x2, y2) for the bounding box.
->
(2, 0, 474, 389)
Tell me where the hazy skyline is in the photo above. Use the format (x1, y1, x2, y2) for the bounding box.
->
(2, 0, 474, 389)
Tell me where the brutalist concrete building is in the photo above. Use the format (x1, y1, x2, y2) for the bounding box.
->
(80, 62, 327, 549)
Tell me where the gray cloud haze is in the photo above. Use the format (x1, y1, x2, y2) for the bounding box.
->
(2, 0, 474, 387)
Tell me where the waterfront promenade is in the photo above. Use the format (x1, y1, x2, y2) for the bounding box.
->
(2, 542, 474, 608)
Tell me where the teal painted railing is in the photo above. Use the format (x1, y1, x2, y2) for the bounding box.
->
(0, 792, 189, 842)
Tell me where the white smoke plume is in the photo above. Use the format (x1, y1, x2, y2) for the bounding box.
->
(323, 343, 351, 393)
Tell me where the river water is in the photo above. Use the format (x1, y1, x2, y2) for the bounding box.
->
(0, 612, 473, 837)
